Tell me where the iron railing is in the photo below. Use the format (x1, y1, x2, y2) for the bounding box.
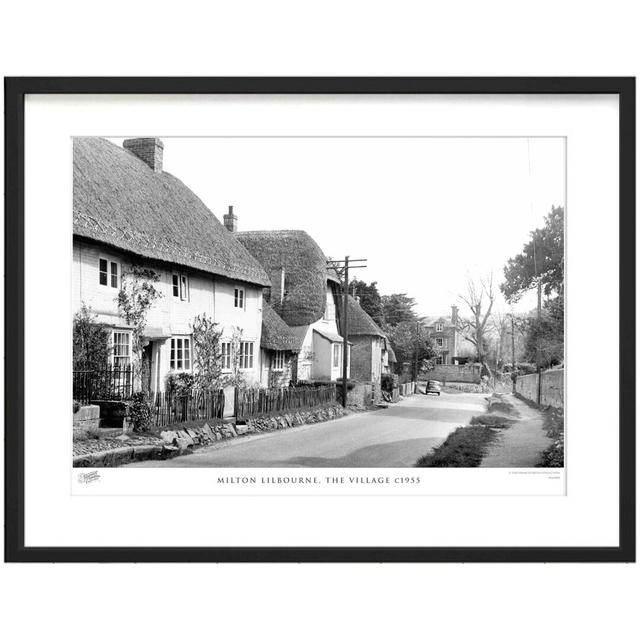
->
(73, 365, 135, 403)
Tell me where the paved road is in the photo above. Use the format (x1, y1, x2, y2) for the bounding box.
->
(128, 391, 488, 468)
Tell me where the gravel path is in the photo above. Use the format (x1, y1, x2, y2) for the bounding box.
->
(480, 395, 549, 467)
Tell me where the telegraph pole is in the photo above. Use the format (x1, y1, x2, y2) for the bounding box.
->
(413, 320, 419, 382)
(327, 256, 367, 407)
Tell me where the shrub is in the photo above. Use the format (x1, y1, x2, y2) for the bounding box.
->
(165, 372, 196, 397)
(73, 400, 80, 414)
(292, 379, 332, 388)
(516, 363, 537, 375)
(129, 392, 152, 431)
(73, 303, 110, 369)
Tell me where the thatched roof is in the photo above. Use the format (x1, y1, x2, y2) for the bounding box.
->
(236, 229, 331, 326)
(387, 346, 397, 363)
(344, 295, 385, 337)
(260, 304, 301, 351)
(73, 137, 270, 286)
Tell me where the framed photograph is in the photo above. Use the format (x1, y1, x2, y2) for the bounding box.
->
(5, 77, 635, 562)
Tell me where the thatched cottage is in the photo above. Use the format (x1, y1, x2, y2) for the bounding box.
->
(233, 229, 351, 385)
(72, 137, 270, 408)
(344, 295, 387, 397)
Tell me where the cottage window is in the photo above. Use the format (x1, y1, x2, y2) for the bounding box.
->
(436, 322, 444, 332)
(172, 274, 189, 301)
(170, 337, 192, 371)
(172, 273, 189, 301)
(100, 258, 119, 288)
(272, 350, 286, 371)
(436, 338, 444, 348)
(220, 342, 232, 370)
(112, 331, 131, 368)
(333, 343, 343, 368)
(239, 341, 254, 369)
(234, 287, 245, 309)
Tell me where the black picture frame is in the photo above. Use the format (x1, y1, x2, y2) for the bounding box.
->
(4, 77, 635, 563)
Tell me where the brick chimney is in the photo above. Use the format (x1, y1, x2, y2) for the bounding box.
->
(272, 267, 286, 304)
(123, 138, 164, 172)
(223, 205, 238, 232)
(451, 305, 458, 325)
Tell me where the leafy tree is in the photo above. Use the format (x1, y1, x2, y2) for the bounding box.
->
(387, 320, 437, 379)
(73, 303, 110, 369)
(456, 275, 496, 375)
(116, 265, 162, 368)
(501, 205, 564, 302)
(524, 296, 564, 368)
(381, 293, 419, 327)
(351, 279, 384, 327)
(191, 313, 225, 390)
(501, 206, 564, 371)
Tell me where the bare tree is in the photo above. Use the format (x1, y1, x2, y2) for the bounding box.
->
(491, 311, 510, 373)
(456, 274, 496, 375)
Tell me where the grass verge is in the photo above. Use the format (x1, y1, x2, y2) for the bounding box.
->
(536, 407, 564, 467)
(415, 425, 498, 467)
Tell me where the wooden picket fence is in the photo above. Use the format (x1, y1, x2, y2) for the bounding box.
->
(149, 389, 225, 428)
(235, 384, 336, 421)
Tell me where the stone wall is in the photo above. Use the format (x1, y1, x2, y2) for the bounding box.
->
(244, 405, 347, 433)
(422, 364, 482, 383)
(74, 407, 349, 467)
(516, 370, 564, 408)
(338, 382, 373, 408)
(73, 405, 100, 435)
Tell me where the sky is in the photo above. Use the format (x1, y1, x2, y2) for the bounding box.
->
(111, 136, 565, 319)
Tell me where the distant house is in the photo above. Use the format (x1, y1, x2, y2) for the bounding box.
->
(234, 228, 350, 385)
(344, 295, 387, 398)
(423, 306, 460, 364)
(72, 137, 270, 410)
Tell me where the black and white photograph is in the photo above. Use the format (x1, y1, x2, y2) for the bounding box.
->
(72, 135, 565, 472)
(5, 76, 633, 564)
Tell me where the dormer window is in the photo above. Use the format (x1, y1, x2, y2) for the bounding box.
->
(436, 322, 444, 332)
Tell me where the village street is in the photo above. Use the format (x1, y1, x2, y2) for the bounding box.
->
(128, 390, 488, 468)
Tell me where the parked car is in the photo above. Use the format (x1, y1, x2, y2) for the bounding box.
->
(425, 380, 442, 396)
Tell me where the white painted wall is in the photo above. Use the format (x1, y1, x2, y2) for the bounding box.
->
(73, 238, 263, 394)
(294, 284, 349, 381)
